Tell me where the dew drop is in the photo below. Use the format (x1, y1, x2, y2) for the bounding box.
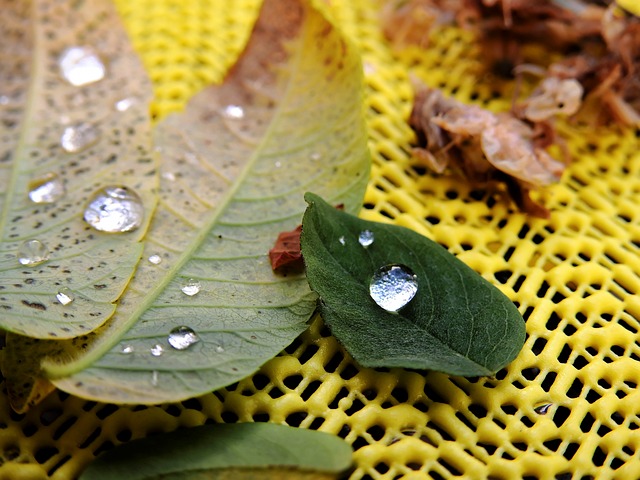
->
(162, 172, 176, 182)
(84, 186, 144, 233)
(150, 344, 164, 357)
(148, 254, 162, 265)
(359, 230, 375, 247)
(115, 98, 135, 112)
(310, 152, 322, 161)
(167, 326, 200, 350)
(151, 370, 159, 386)
(28, 173, 65, 203)
(17, 240, 49, 266)
(338, 236, 346, 246)
(59, 46, 106, 86)
(223, 105, 244, 118)
(215, 345, 225, 354)
(61, 122, 100, 153)
(181, 279, 201, 296)
(369, 264, 418, 312)
(121, 345, 134, 354)
(55, 287, 74, 306)
(274, 161, 282, 168)
(0, 95, 9, 105)
(534, 403, 553, 415)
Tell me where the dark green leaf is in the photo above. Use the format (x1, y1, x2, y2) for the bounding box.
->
(79, 423, 353, 480)
(301, 193, 526, 376)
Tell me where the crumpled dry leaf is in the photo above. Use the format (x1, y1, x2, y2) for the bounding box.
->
(410, 82, 565, 217)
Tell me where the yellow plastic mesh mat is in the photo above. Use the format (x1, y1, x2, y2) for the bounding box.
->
(2, 1, 640, 479)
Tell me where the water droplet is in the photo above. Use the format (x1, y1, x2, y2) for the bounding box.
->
(84, 186, 144, 233)
(17, 240, 49, 266)
(56, 287, 74, 306)
(274, 161, 282, 168)
(115, 98, 135, 112)
(223, 105, 244, 119)
(338, 236, 346, 246)
(0, 95, 10, 105)
(369, 264, 418, 312)
(59, 46, 106, 86)
(181, 279, 201, 296)
(150, 344, 164, 357)
(534, 403, 553, 415)
(162, 172, 176, 182)
(61, 122, 100, 153)
(28, 173, 65, 203)
(363, 61, 377, 76)
(148, 254, 162, 265)
(151, 370, 159, 386)
(121, 345, 134, 354)
(167, 326, 200, 350)
(215, 345, 225, 353)
(359, 230, 375, 247)
(310, 152, 322, 161)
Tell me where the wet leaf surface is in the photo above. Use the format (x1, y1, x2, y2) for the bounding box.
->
(36, 0, 370, 404)
(0, 0, 157, 339)
(301, 193, 526, 376)
(79, 423, 352, 480)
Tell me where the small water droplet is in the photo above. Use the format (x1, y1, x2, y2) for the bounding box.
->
(215, 345, 225, 353)
(150, 344, 164, 357)
(84, 186, 144, 233)
(148, 254, 162, 265)
(310, 152, 322, 161)
(115, 98, 135, 112)
(59, 46, 106, 86)
(28, 173, 65, 203)
(56, 287, 74, 306)
(363, 61, 377, 76)
(162, 172, 176, 182)
(181, 279, 201, 296)
(274, 161, 282, 168)
(17, 240, 49, 266)
(151, 370, 159, 386)
(338, 236, 346, 246)
(359, 230, 374, 247)
(534, 403, 553, 415)
(61, 122, 100, 153)
(0, 95, 10, 105)
(223, 105, 244, 119)
(167, 326, 200, 350)
(369, 264, 418, 312)
(121, 345, 134, 354)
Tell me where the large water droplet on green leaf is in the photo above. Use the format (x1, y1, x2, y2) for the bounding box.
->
(83, 186, 144, 233)
(181, 279, 201, 296)
(358, 230, 374, 247)
(369, 264, 418, 312)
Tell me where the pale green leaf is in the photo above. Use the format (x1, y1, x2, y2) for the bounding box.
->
(79, 423, 352, 480)
(301, 193, 525, 376)
(42, 0, 370, 403)
(0, 0, 157, 338)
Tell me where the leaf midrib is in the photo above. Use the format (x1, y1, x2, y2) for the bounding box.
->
(44, 14, 311, 377)
(0, 2, 40, 240)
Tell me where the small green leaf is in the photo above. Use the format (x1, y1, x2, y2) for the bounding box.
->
(301, 193, 525, 376)
(79, 423, 352, 480)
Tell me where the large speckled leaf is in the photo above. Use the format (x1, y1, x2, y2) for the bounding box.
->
(0, 0, 157, 339)
(79, 423, 352, 480)
(40, 0, 369, 404)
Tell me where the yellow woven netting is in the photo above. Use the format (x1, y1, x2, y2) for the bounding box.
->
(2, 1, 640, 479)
